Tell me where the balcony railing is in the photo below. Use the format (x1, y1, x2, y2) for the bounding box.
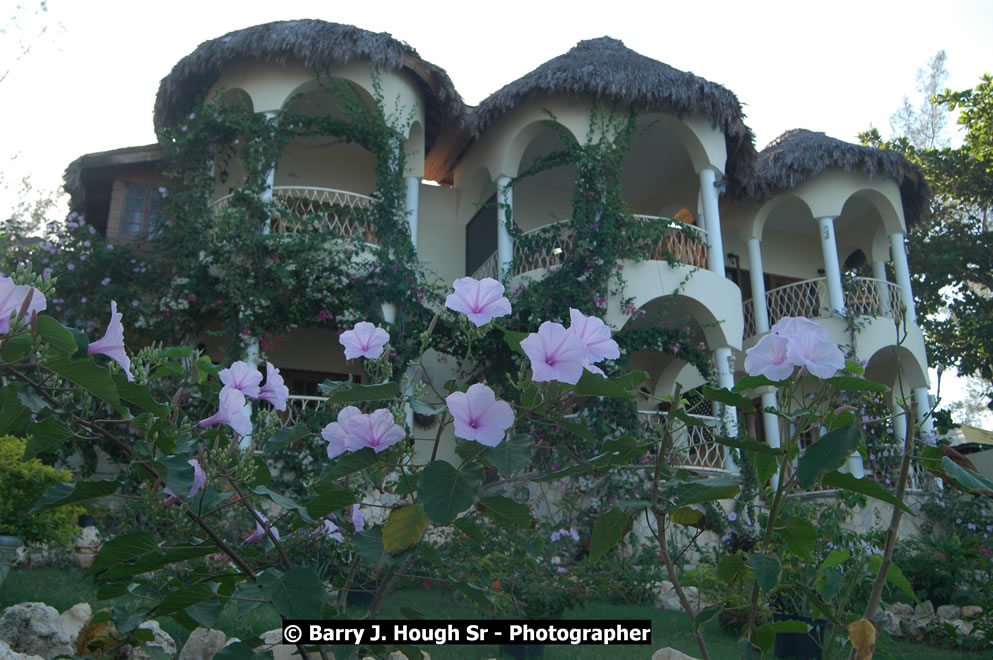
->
(283, 395, 328, 426)
(638, 410, 727, 473)
(470, 251, 500, 281)
(742, 277, 904, 339)
(497, 216, 708, 278)
(210, 186, 379, 244)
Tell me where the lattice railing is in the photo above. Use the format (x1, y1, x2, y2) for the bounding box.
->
(470, 251, 499, 280)
(765, 278, 829, 329)
(630, 215, 709, 268)
(210, 186, 379, 243)
(743, 299, 757, 340)
(282, 395, 328, 426)
(512, 220, 576, 276)
(843, 277, 904, 325)
(638, 410, 727, 472)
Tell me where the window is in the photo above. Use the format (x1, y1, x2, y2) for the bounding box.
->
(120, 184, 164, 238)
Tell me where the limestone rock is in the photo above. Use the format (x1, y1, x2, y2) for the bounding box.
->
(75, 527, 102, 549)
(949, 619, 974, 636)
(0, 638, 45, 660)
(901, 615, 931, 640)
(0, 602, 74, 658)
(58, 603, 91, 643)
(962, 605, 983, 617)
(890, 602, 914, 616)
(876, 611, 903, 638)
(937, 604, 962, 619)
(651, 648, 699, 660)
(914, 600, 934, 617)
(260, 628, 321, 660)
(120, 620, 177, 659)
(387, 652, 408, 660)
(178, 628, 227, 660)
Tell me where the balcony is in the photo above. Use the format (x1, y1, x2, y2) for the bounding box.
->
(210, 186, 379, 244)
(638, 410, 728, 474)
(470, 215, 709, 280)
(742, 277, 904, 339)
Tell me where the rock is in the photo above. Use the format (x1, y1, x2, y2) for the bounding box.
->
(387, 652, 408, 660)
(937, 604, 962, 619)
(75, 526, 102, 549)
(914, 600, 934, 617)
(72, 549, 99, 570)
(58, 603, 91, 642)
(962, 605, 984, 617)
(901, 615, 931, 640)
(949, 619, 974, 636)
(652, 648, 699, 660)
(260, 628, 321, 660)
(0, 638, 45, 660)
(179, 628, 227, 660)
(890, 603, 914, 616)
(0, 602, 74, 658)
(119, 620, 177, 659)
(876, 611, 903, 638)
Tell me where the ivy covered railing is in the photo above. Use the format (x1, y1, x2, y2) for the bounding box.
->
(742, 277, 905, 339)
(282, 394, 328, 426)
(210, 186, 379, 243)
(629, 215, 709, 269)
(638, 410, 728, 473)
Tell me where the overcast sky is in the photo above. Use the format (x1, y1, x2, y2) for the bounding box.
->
(2, 0, 991, 424)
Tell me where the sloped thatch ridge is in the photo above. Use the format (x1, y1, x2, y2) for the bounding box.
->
(749, 129, 930, 226)
(469, 37, 755, 184)
(154, 19, 463, 129)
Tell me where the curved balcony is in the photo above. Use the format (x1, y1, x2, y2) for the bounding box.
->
(210, 186, 379, 244)
(473, 215, 709, 279)
(742, 277, 904, 339)
(638, 410, 728, 474)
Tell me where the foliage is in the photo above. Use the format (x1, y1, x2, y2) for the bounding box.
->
(0, 435, 83, 545)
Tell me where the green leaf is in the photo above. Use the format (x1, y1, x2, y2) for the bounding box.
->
(747, 553, 781, 592)
(754, 451, 778, 487)
(868, 555, 920, 604)
(552, 418, 596, 442)
(732, 374, 785, 392)
(520, 383, 540, 407)
(305, 481, 356, 519)
(821, 549, 850, 569)
(609, 370, 650, 391)
(185, 598, 222, 628)
(68, 328, 89, 357)
(155, 584, 214, 616)
(844, 359, 865, 375)
(669, 507, 704, 527)
(829, 410, 857, 429)
(589, 506, 632, 565)
(796, 584, 839, 623)
(1, 334, 32, 361)
(393, 472, 419, 496)
(325, 447, 378, 480)
(157, 455, 195, 503)
(480, 496, 532, 528)
(263, 424, 311, 452)
(32, 479, 119, 513)
(821, 471, 914, 514)
(417, 460, 483, 524)
(702, 385, 756, 412)
(259, 567, 323, 619)
(717, 553, 746, 585)
(410, 400, 446, 416)
(16, 387, 48, 413)
(572, 371, 636, 399)
(450, 579, 493, 611)
(669, 476, 741, 509)
(500, 328, 529, 357)
(114, 375, 170, 417)
(825, 376, 889, 392)
(795, 425, 862, 487)
(354, 530, 396, 568)
(779, 517, 817, 561)
(86, 532, 157, 577)
(0, 383, 30, 435)
(253, 485, 315, 524)
(695, 607, 722, 628)
(669, 408, 716, 427)
(23, 417, 73, 458)
(43, 355, 125, 415)
(939, 456, 993, 495)
(454, 517, 487, 544)
(484, 433, 533, 476)
(382, 504, 429, 554)
(324, 381, 398, 403)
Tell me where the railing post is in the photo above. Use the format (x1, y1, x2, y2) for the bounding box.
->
(497, 176, 514, 280)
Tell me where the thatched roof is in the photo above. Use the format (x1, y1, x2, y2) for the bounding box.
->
(468, 37, 757, 185)
(749, 129, 930, 227)
(154, 20, 465, 156)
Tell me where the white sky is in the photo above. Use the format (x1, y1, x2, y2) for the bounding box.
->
(1, 0, 991, 426)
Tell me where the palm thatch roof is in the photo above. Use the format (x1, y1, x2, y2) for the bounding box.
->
(468, 37, 757, 186)
(748, 129, 930, 227)
(154, 20, 465, 157)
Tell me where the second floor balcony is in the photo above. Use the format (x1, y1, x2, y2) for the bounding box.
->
(210, 186, 380, 244)
(742, 276, 904, 340)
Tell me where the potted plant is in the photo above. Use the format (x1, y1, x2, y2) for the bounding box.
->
(0, 435, 85, 588)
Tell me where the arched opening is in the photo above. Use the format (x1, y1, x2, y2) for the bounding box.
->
(513, 123, 578, 233)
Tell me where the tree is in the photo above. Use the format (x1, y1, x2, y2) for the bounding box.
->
(889, 50, 950, 149)
(863, 62, 993, 413)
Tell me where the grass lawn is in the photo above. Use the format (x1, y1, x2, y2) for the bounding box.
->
(1, 568, 989, 659)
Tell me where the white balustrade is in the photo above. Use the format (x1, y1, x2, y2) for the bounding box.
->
(638, 410, 727, 472)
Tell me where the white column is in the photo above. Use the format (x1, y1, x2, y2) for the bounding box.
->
(496, 175, 514, 279)
(892, 402, 908, 445)
(889, 232, 916, 326)
(714, 346, 739, 473)
(260, 111, 278, 235)
(817, 216, 845, 315)
(405, 176, 420, 251)
(699, 168, 725, 277)
(872, 259, 892, 317)
(760, 389, 781, 489)
(747, 237, 770, 334)
(913, 386, 935, 441)
(239, 338, 261, 449)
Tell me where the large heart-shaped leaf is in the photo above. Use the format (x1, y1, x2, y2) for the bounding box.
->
(417, 460, 483, 524)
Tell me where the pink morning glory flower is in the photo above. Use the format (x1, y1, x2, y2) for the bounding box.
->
(312, 519, 343, 542)
(245, 510, 280, 544)
(343, 408, 406, 453)
(521, 321, 589, 384)
(259, 362, 289, 411)
(321, 406, 365, 459)
(568, 308, 620, 373)
(163, 459, 207, 506)
(88, 300, 133, 382)
(352, 504, 364, 533)
(0, 276, 46, 334)
(445, 383, 515, 447)
(444, 277, 512, 327)
(198, 386, 252, 436)
(785, 330, 845, 379)
(339, 321, 389, 359)
(744, 334, 793, 381)
(219, 361, 262, 399)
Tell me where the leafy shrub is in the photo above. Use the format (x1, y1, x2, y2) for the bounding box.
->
(0, 435, 84, 545)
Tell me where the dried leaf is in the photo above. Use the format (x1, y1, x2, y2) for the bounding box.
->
(847, 618, 877, 660)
